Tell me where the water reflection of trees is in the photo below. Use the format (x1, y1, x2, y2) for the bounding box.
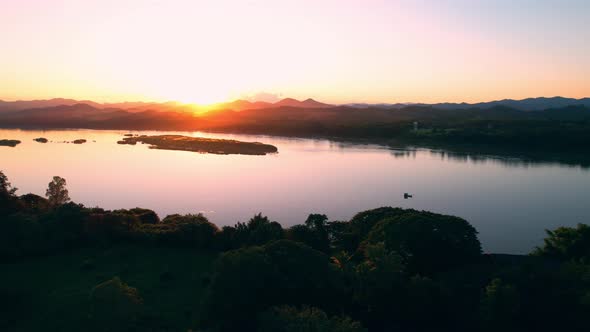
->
(324, 137, 589, 170)
(387, 147, 590, 170)
(221, 134, 590, 170)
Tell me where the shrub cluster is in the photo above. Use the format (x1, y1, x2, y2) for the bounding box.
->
(2, 171, 590, 332)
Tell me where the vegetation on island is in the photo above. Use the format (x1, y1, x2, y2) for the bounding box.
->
(1, 170, 590, 331)
(0, 139, 21, 147)
(117, 134, 278, 155)
(31, 137, 87, 144)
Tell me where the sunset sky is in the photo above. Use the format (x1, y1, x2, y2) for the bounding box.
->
(1, 0, 589, 104)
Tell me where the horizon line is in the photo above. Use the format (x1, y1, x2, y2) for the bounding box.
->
(1, 95, 589, 107)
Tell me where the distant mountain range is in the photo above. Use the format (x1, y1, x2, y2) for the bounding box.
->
(345, 97, 590, 111)
(0, 98, 179, 113)
(0, 97, 334, 113)
(202, 98, 333, 111)
(1, 96, 589, 139)
(1, 96, 588, 114)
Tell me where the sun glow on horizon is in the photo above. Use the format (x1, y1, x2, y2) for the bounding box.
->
(156, 90, 232, 106)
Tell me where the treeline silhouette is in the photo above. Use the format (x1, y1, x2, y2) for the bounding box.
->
(1, 171, 589, 331)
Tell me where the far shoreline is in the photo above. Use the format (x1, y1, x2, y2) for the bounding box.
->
(1, 126, 589, 169)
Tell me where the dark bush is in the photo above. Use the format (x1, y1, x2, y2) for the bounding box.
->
(200, 240, 344, 331)
(329, 207, 411, 253)
(258, 306, 366, 332)
(285, 214, 330, 253)
(0, 288, 27, 329)
(0, 214, 43, 259)
(19, 194, 49, 214)
(138, 213, 219, 249)
(217, 213, 284, 249)
(365, 210, 482, 275)
(89, 277, 143, 331)
(532, 223, 590, 261)
(128, 208, 160, 224)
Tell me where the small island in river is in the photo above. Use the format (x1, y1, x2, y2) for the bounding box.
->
(33, 137, 87, 144)
(117, 134, 278, 155)
(0, 139, 21, 147)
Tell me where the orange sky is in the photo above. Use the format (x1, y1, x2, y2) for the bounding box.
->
(1, 0, 589, 104)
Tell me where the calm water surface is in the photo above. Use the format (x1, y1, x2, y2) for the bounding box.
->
(1, 128, 589, 254)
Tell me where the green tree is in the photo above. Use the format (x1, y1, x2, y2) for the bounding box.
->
(305, 214, 330, 252)
(0, 170, 17, 196)
(354, 242, 455, 331)
(258, 306, 366, 332)
(287, 215, 330, 253)
(132, 213, 219, 249)
(243, 213, 284, 245)
(305, 213, 328, 229)
(287, 225, 319, 249)
(161, 213, 218, 248)
(0, 171, 20, 216)
(89, 277, 143, 331)
(225, 213, 284, 248)
(532, 224, 590, 261)
(18, 194, 49, 213)
(365, 210, 482, 275)
(353, 242, 406, 323)
(0, 214, 43, 259)
(0, 288, 26, 329)
(329, 207, 410, 253)
(479, 278, 520, 332)
(200, 240, 343, 331)
(128, 207, 160, 224)
(45, 176, 70, 208)
(40, 202, 89, 250)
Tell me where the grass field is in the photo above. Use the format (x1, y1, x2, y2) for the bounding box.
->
(0, 245, 216, 331)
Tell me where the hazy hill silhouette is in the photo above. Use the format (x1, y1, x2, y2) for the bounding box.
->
(0, 98, 193, 113)
(0, 97, 335, 114)
(346, 97, 590, 111)
(274, 98, 333, 108)
(216, 100, 273, 111)
(0, 97, 589, 136)
(0, 98, 102, 112)
(3, 96, 588, 114)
